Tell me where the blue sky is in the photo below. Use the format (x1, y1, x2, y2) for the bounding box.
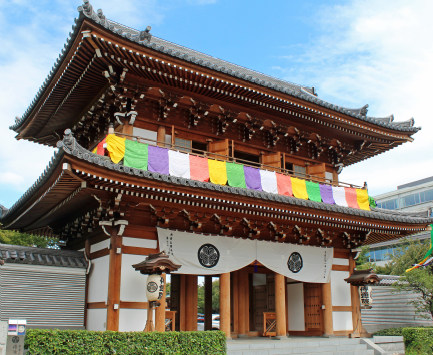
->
(1, 0, 432, 209)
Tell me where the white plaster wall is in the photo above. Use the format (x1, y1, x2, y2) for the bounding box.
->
(120, 254, 148, 302)
(119, 309, 147, 332)
(133, 128, 157, 143)
(287, 283, 305, 331)
(88, 255, 109, 302)
(331, 270, 351, 306)
(332, 311, 353, 331)
(91, 239, 110, 253)
(123, 237, 157, 249)
(333, 258, 349, 266)
(87, 309, 107, 331)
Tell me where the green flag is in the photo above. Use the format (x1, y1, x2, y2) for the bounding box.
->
(226, 162, 246, 188)
(124, 140, 148, 170)
(305, 181, 322, 202)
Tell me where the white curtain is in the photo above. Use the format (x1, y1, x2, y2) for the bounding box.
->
(257, 240, 333, 283)
(157, 228, 333, 282)
(157, 228, 256, 275)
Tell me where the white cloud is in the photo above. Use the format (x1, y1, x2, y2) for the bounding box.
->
(0, 172, 25, 188)
(275, 0, 433, 195)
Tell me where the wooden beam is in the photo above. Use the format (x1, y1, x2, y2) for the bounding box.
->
(220, 272, 231, 339)
(275, 273, 287, 337)
(180, 274, 186, 331)
(120, 301, 149, 309)
(89, 247, 110, 260)
(332, 265, 350, 272)
(333, 306, 352, 312)
(122, 246, 158, 255)
(232, 271, 239, 334)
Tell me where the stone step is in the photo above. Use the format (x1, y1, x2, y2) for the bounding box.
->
(227, 341, 374, 355)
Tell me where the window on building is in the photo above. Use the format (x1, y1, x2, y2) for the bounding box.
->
(233, 151, 260, 167)
(425, 190, 433, 202)
(175, 138, 192, 153)
(403, 194, 416, 207)
(293, 165, 307, 178)
(377, 198, 398, 210)
(192, 141, 207, 155)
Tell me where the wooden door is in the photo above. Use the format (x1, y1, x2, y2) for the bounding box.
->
(304, 283, 323, 334)
(252, 286, 267, 331)
(307, 163, 326, 179)
(261, 152, 281, 171)
(266, 274, 275, 312)
(208, 139, 229, 160)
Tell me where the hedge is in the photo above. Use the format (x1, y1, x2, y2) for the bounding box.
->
(402, 328, 433, 355)
(25, 329, 227, 355)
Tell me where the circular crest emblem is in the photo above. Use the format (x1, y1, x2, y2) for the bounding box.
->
(288, 252, 303, 273)
(198, 243, 220, 268)
(147, 281, 158, 293)
(12, 336, 19, 344)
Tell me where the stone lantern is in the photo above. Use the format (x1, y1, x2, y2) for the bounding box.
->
(345, 268, 379, 338)
(132, 251, 181, 332)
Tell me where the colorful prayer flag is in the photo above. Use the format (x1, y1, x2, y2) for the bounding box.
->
(260, 170, 278, 194)
(124, 140, 148, 170)
(305, 181, 321, 202)
(226, 162, 246, 188)
(291, 177, 308, 200)
(244, 166, 262, 191)
(276, 173, 293, 196)
(208, 159, 227, 185)
(148, 146, 169, 175)
(106, 134, 125, 164)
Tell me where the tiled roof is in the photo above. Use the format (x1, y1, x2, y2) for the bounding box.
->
(376, 275, 400, 286)
(0, 152, 64, 220)
(0, 244, 88, 269)
(9, 0, 420, 134)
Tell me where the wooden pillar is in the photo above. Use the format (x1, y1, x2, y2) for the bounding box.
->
(193, 275, 198, 331)
(238, 271, 248, 337)
(322, 281, 334, 336)
(157, 125, 166, 147)
(220, 272, 231, 339)
(179, 274, 186, 331)
(106, 228, 122, 331)
(185, 275, 197, 331)
(204, 275, 213, 331)
(122, 121, 133, 136)
(275, 273, 287, 337)
(232, 271, 239, 334)
(349, 253, 360, 332)
(155, 273, 167, 332)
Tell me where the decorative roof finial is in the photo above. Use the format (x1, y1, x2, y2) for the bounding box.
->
(139, 26, 152, 42)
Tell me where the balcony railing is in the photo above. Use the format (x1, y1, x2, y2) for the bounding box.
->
(113, 132, 364, 190)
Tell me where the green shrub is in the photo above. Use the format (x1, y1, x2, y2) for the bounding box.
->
(402, 328, 433, 355)
(374, 327, 405, 336)
(25, 329, 226, 355)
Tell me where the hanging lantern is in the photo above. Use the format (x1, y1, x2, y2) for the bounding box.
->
(146, 273, 165, 302)
(359, 285, 373, 309)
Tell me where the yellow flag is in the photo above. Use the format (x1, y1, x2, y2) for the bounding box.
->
(291, 177, 308, 200)
(356, 189, 370, 211)
(208, 159, 227, 186)
(106, 134, 126, 164)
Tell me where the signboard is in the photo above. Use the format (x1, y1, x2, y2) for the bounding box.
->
(0, 322, 8, 355)
(6, 320, 26, 355)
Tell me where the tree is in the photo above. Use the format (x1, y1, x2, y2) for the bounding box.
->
(394, 267, 433, 319)
(0, 227, 58, 248)
(197, 279, 220, 314)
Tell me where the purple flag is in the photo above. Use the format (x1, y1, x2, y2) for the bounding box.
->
(148, 146, 169, 175)
(320, 184, 335, 205)
(243, 166, 262, 191)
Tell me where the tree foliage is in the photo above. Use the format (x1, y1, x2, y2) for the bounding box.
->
(357, 236, 433, 320)
(0, 227, 58, 248)
(198, 279, 220, 314)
